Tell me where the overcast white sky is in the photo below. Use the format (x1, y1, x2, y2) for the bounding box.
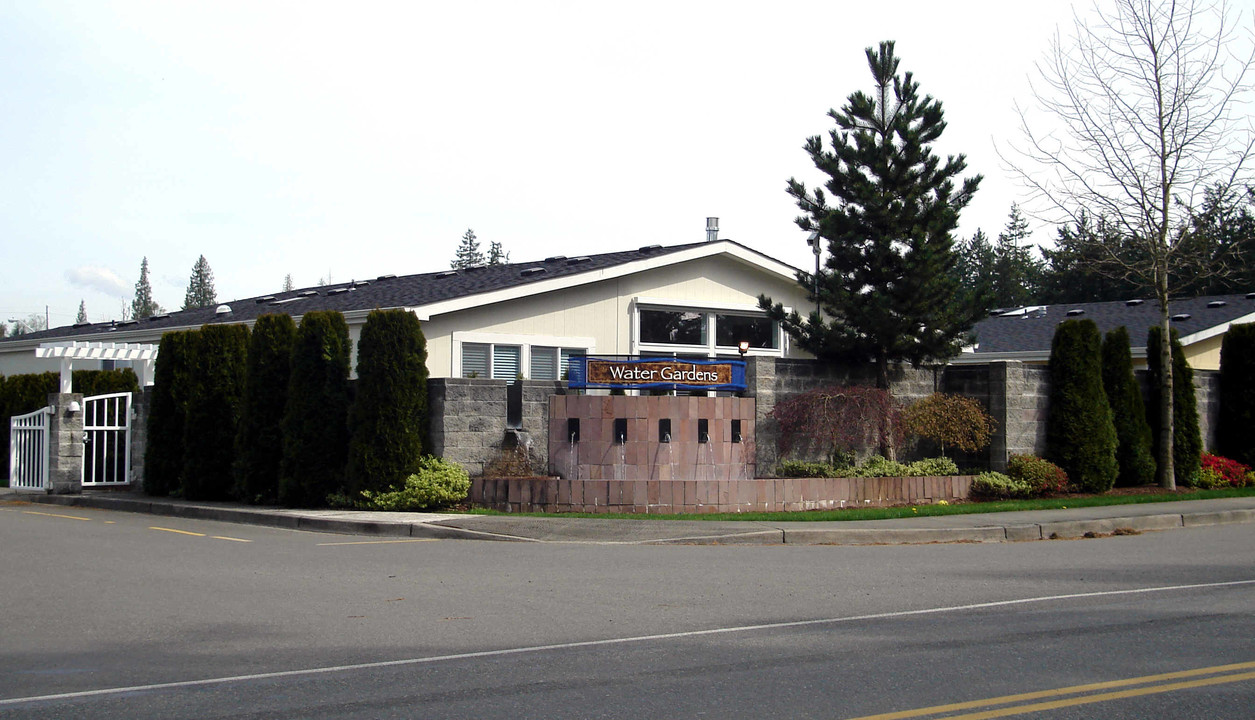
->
(4, 0, 1238, 328)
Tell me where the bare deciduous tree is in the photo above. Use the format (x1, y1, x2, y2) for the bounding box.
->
(1007, 0, 1255, 488)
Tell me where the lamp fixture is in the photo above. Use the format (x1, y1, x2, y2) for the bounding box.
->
(737, 340, 750, 357)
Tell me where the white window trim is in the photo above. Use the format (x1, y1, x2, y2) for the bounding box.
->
(630, 298, 789, 358)
(452, 331, 596, 379)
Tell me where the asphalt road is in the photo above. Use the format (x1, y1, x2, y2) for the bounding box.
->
(1, 501, 1253, 718)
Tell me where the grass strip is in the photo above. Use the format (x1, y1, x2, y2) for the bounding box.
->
(460, 486, 1255, 522)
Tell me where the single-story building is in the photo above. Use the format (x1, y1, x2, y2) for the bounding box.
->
(955, 294, 1255, 370)
(0, 233, 815, 381)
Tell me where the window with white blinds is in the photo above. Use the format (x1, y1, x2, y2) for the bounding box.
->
(530, 346, 558, 380)
(491, 345, 521, 380)
(462, 343, 490, 378)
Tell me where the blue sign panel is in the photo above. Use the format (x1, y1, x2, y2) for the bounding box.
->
(568, 356, 747, 392)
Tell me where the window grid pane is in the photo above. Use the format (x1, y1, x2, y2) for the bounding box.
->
(531, 346, 558, 380)
(462, 343, 489, 378)
(492, 345, 521, 380)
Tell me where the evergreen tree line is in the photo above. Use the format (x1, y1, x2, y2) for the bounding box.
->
(954, 188, 1255, 316)
(1041, 319, 1255, 492)
(143, 309, 429, 507)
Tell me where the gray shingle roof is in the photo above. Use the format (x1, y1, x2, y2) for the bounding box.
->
(972, 293, 1255, 354)
(1, 242, 715, 344)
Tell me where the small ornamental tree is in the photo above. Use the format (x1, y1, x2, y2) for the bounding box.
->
(144, 331, 194, 496)
(234, 314, 296, 504)
(768, 385, 901, 464)
(1218, 322, 1255, 466)
(1101, 327, 1155, 486)
(280, 310, 351, 507)
(1147, 326, 1202, 486)
(1046, 319, 1118, 493)
(901, 393, 992, 456)
(181, 325, 249, 500)
(346, 309, 429, 496)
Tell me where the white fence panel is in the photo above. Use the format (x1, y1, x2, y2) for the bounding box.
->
(82, 393, 132, 486)
(9, 406, 52, 491)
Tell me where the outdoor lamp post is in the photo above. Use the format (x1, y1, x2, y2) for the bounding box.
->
(807, 231, 821, 319)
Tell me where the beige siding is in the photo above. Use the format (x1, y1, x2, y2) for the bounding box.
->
(423, 255, 812, 377)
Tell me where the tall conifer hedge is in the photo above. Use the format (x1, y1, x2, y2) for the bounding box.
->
(144, 331, 195, 496)
(1147, 326, 1202, 486)
(279, 311, 351, 507)
(346, 309, 429, 496)
(234, 313, 296, 504)
(1101, 327, 1155, 486)
(1046, 319, 1118, 492)
(1218, 322, 1255, 466)
(181, 324, 249, 500)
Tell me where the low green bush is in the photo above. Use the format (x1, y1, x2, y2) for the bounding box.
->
(779, 456, 960, 478)
(970, 471, 1032, 499)
(1006, 454, 1070, 496)
(777, 461, 837, 478)
(906, 457, 960, 477)
(343, 456, 470, 511)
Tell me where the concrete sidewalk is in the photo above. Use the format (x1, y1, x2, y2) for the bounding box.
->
(4, 488, 1255, 545)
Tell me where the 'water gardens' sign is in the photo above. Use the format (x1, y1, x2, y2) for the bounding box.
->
(568, 356, 746, 391)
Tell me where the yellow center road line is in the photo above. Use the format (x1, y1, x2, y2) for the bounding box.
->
(843, 662, 1255, 720)
(211, 536, 252, 543)
(149, 526, 206, 537)
(23, 510, 92, 521)
(317, 538, 438, 546)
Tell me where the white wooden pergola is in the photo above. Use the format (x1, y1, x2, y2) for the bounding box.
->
(36, 341, 160, 392)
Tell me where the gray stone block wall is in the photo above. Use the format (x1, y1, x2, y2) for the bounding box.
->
(47, 393, 84, 494)
(129, 388, 151, 489)
(428, 378, 562, 476)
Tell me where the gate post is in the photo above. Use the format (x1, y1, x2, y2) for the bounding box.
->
(47, 393, 84, 495)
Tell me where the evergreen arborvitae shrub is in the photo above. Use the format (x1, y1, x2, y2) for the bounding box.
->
(1046, 319, 1118, 493)
(181, 324, 249, 500)
(346, 309, 429, 496)
(1101, 327, 1155, 486)
(1146, 326, 1202, 486)
(72, 369, 140, 397)
(1218, 322, 1255, 467)
(280, 311, 351, 507)
(144, 331, 194, 496)
(234, 313, 296, 504)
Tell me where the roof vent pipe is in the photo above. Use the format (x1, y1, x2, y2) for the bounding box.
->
(706, 217, 719, 242)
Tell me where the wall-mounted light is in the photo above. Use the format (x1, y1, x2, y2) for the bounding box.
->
(737, 340, 750, 357)
(67, 400, 81, 413)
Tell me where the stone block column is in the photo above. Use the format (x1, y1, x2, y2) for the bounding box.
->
(746, 357, 778, 474)
(47, 393, 84, 495)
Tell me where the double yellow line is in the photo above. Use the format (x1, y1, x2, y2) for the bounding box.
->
(845, 661, 1255, 719)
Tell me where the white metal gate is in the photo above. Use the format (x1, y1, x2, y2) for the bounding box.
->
(9, 406, 52, 491)
(82, 392, 132, 486)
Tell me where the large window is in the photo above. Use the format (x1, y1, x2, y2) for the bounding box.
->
(530, 346, 584, 380)
(636, 304, 780, 355)
(715, 313, 777, 349)
(639, 309, 707, 346)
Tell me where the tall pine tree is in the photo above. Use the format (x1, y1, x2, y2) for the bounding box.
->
(760, 41, 981, 389)
(131, 257, 163, 319)
(451, 229, 484, 269)
(75, 300, 88, 324)
(182, 255, 217, 310)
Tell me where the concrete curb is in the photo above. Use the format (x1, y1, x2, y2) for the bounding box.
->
(5, 491, 1255, 546)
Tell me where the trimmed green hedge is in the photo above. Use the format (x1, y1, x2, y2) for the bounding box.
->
(145, 331, 194, 496)
(181, 324, 250, 500)
(1147, 326, 1202, 486)
(1046, 319, 1118, 493)
(1218, 322, 1255, 467)
(234, 314, 296, 504)
(346, 309, 430, 496)
(280, 311, 352, 507)
(1101, 327, 1155, 487)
